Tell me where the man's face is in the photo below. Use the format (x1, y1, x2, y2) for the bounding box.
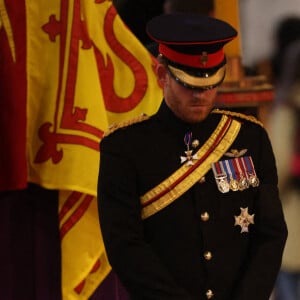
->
(158, 64, 218, 123)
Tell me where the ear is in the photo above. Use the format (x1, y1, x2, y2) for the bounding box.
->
(156, 63, 168, 87)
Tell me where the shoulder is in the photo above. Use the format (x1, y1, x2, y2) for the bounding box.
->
(212, 108, 264, 128)
(100, 114, 154, 153)
(103, 113, 151, 138)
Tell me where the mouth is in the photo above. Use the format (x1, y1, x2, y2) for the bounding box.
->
(191, 103, 208, 107)
(189, 105, 208, 113)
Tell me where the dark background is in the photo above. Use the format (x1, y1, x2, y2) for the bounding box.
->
(113, 0, 214, 46)
(113, 0, 165, 45)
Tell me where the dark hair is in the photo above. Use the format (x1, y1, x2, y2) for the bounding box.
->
(157, 54, 169, 67)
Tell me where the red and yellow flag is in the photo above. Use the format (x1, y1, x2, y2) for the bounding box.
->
(1, 0, 162, 299)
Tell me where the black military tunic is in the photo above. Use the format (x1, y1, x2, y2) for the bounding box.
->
(98, 101, 287, 300)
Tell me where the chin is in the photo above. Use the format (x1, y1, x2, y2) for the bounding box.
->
(185, 115, 206, 124)
(191, 111, 210, 123)
(191, 118, 206, 124)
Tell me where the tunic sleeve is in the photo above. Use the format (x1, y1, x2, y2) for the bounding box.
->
(97, 135, 193, 300)
(232, 127, 288, 300)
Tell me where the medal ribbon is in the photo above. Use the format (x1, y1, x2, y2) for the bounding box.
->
(223, 159, 234, 181)
(229, 158, 240, 181)
(212, 161, 229, 193)
(244, 156, 256, 176)
(223, 159, 238, 191)
(240, 156, 251, 181)
(240, 157, 248, 172)
(244, 156, 260, 187)
(238, 157, 247, 175)
(235, 157, 249, 190)
(184, 132, 192, 150)
(212, 161, 226, 178)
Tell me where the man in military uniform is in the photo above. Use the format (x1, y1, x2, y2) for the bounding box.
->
(98, 13, 287, 300)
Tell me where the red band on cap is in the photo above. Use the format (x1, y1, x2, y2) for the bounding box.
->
(159, 44, 225, 69)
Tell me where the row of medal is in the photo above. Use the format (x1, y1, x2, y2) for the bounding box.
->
(211, 156, 260, 193)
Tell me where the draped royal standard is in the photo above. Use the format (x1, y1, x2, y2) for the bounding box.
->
(27, 0, 162, 193)
(1, 0, 162, 298)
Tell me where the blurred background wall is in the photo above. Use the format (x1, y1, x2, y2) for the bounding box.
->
(240, 0, 300, 67)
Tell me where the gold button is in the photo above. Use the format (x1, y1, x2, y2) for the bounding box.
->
(201, 212, 209, 222)
(206, 289, 214, 299)
(192, 139, 200, 148)
(204, 251, 212, 260)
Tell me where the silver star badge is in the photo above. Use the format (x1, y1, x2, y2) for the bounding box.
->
(234, 207, 255, 233)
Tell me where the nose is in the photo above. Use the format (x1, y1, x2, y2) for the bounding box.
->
(192, 89, 205, 98)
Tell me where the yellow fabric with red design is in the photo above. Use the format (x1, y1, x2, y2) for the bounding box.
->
(27, 0, 162, 194)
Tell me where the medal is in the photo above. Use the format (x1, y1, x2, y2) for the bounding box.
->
(244, 156, 260, 187)
(234, 207, 255, 233)
(230, 178, 239, 191)
(224, 159, 239, 191)
(180, 132, 199, 166)
(239, 176, 249, 191)
(212, 162, 230, 193)
(217, 176, 230, 193)
(234, 158, 249, 191)
(212, 155, 259, 193)
(249, 174, 260, 187)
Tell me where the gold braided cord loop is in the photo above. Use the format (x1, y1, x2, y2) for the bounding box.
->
(103, 114, 149, 137)
(212, 108, 264, 127)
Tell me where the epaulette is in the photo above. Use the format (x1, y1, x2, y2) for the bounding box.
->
(212, 108, 264, 127)
(103, 113, 150, 137)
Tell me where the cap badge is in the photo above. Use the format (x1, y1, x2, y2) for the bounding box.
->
(200, 51, 208, 66)
(180, 132, 199, 166)
(234, 207, 255, 233)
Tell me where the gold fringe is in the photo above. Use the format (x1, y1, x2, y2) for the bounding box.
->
(103, 113, 149, 137)
(212, 108, 263, 127)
